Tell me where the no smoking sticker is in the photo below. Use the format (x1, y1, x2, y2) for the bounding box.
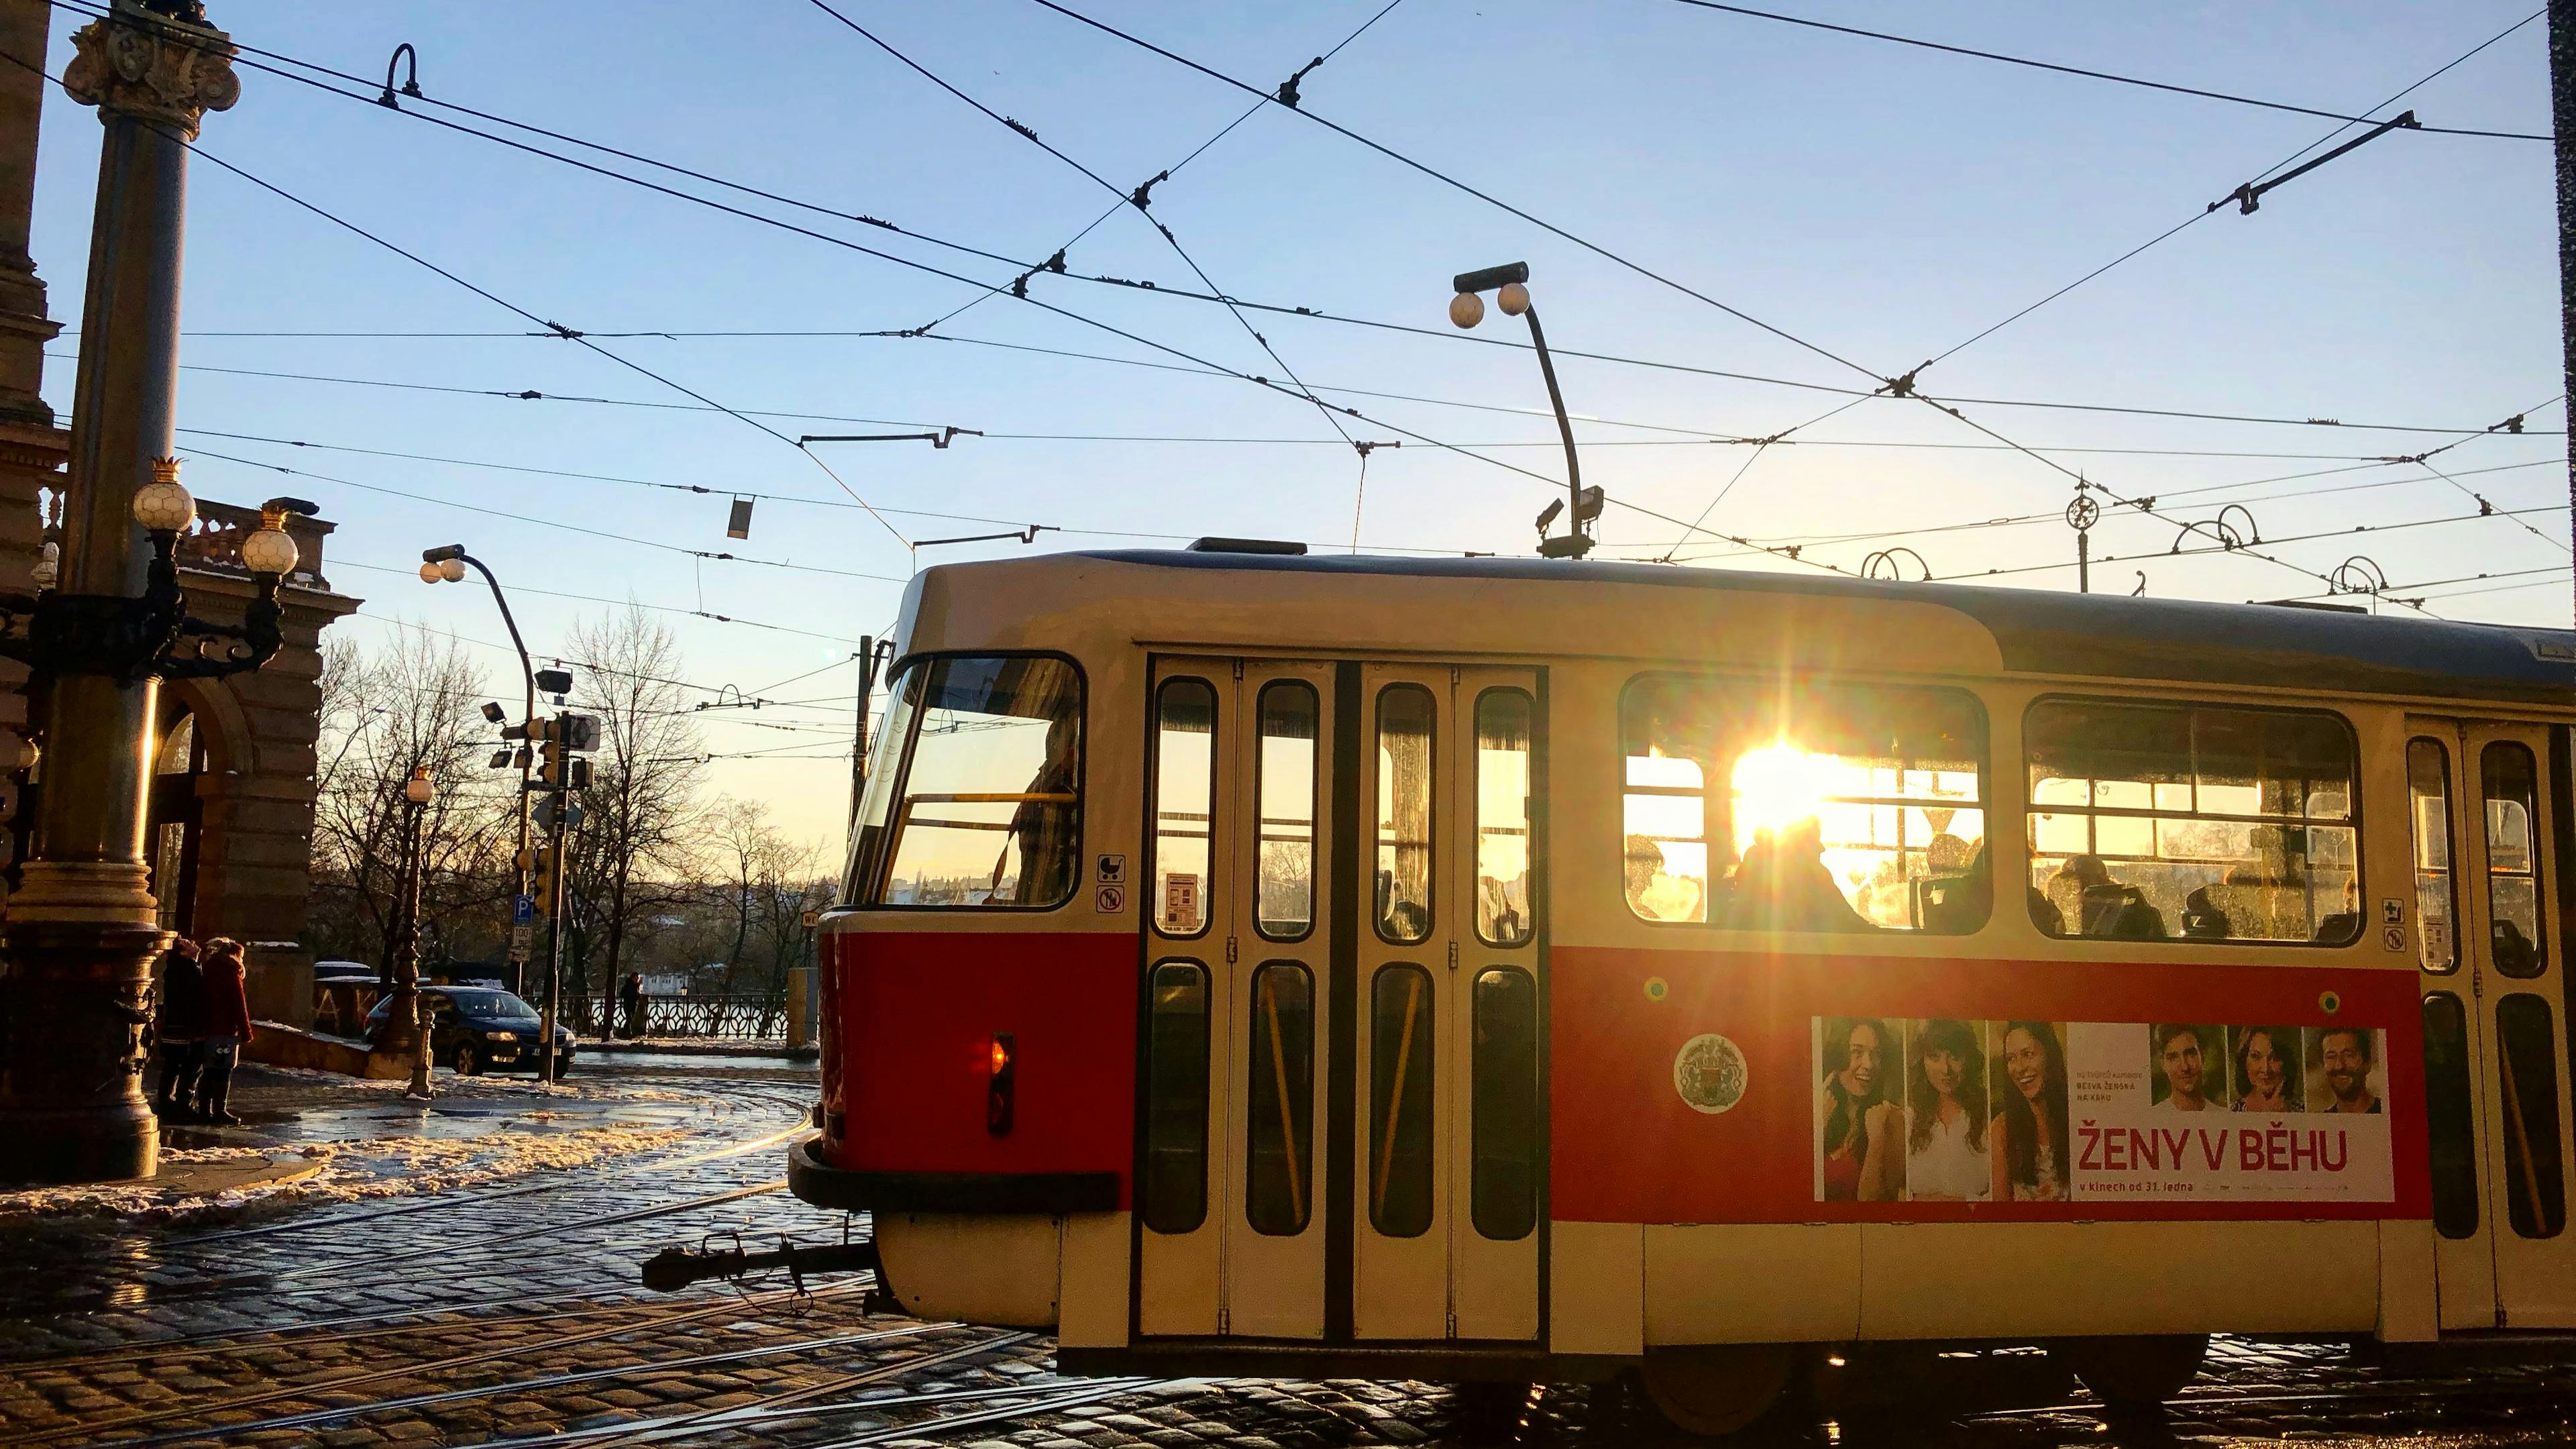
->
(1095, 883, 1125, 914)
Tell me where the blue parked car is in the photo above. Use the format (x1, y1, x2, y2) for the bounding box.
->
(365, 984, 574, 1077)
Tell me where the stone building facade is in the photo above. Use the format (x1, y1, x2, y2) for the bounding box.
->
(0, 0, 355, 960)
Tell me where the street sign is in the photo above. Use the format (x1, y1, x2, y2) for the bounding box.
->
(557, 713, 601, 752)
(512, 894, 535, 925)
(508, 924, 533, 963)
(535, 797, 584, 832)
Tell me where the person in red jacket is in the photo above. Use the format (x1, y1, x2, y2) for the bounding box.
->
(195, 938, 256, 1125)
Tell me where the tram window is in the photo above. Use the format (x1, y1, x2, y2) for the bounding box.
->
(1619, 676, 1987, 932)
(2422, 993, 2480, 1240)
(1471, 967, 1540, 1242)
(2495, 994, 2567, 1240)
(845, 661, 924, 902)
(1244, 963, 1314, 1236)
(2025, 700, 2358, 945)
(1153, 679, 1218, 937)
(2483, 742, 2546, 977)
(2410, 739, 2461, 974)
(869, 655, 1082, 909)
(1142, 961, 1210, 1235)
(1369, 964, 1436, 1238)
(1255, 682, 1319, 941)
(1477, 690, 1536, 947)
(1376, 686, 1437, 945)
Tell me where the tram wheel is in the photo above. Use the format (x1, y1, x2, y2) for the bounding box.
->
(2050, 1333, 2208, 1409)
(1638, 1343, 1793, 1438)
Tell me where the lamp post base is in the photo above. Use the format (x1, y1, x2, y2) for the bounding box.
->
(0, 870, 165, 1184)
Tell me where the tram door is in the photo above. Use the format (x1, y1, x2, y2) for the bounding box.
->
(2408, 718, 2576, 1329)
(1139, 657, 1338, 1338)
(1136, 657, 1543, 1344)
(1352, 662, 1542, 1344)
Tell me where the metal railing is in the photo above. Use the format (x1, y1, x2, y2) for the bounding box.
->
(569, 991, 786, 1040)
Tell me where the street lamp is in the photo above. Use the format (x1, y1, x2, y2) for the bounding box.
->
(420, 545, 572, 1084)
(1449, 262, 1600, 559)
(398, 765, 435, 1098)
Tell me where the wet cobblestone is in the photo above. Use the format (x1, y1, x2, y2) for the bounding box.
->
(11, 1063, 2576, 1447)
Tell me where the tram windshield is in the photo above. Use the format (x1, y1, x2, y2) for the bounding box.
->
(2025, 700, 2358, 944)
(850, 655, 1083, 909)
(1620, 676, 1989, 932)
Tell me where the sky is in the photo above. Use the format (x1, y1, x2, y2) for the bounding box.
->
(22, 0, 2567, 854)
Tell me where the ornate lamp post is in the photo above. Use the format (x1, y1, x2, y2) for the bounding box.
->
(1449, 261, 1599, 559)
(0, 0, 301, 1185)
(397, 765, 435, 1098)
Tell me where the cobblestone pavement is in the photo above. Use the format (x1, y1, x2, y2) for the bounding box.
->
(8, 1061, 2576, 1448)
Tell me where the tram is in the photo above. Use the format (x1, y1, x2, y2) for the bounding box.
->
(789, 541, 2576, 1434)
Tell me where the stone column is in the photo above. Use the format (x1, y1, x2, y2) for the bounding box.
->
(0, 0, 235, 1184)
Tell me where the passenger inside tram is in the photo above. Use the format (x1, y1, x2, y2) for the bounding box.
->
(1620, 678, 1988, 933)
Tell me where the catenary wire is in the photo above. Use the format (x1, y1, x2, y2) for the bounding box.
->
(31, 8, 2563, 444)
(184, 447, 908, 584)
(1662, 1, 2546, 140)
(1913, 9, 2549, 372)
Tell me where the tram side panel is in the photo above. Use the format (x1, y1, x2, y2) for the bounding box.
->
(1549, 945, 2430, 1344)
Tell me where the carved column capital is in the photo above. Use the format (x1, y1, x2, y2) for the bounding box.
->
(62, 3, 237, 139)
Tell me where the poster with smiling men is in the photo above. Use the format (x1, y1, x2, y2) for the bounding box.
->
(1814, 1017, 2392, 1205)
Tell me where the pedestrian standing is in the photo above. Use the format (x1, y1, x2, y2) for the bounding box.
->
(195, 937, 256, 1126)
(619, 972, 645, 1041)
(151, 936, 205, 1120)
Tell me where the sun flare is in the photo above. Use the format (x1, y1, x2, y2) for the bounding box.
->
(1731, 743, 1833, 841)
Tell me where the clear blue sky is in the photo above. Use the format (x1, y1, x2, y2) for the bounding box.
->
(25, 0, 2566, 850)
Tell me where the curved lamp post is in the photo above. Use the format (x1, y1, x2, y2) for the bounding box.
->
(1450, 262, 1599, 559)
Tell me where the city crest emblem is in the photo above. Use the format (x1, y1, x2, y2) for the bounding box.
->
(1672, 1032, 1747, 1115)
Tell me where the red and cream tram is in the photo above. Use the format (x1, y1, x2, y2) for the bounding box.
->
(790, 543, 2576, 1433)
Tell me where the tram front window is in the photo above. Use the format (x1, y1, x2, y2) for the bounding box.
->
(1619, 676, 1989, 932)
(863, 655, 1083, 909)
(2024, 700, 2357, 945)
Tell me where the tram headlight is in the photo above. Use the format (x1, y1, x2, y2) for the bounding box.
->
(987, 1032, 1016, 1136)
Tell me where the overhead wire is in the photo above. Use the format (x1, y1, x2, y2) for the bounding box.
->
(1911, 8, 2550, 373)
(800, 0, 1375, 510)
(42, 2, 2566, 449)
(330, 557, 871, 646)
(1660, 1, 2548, 140)
(183, 445, 908, 584)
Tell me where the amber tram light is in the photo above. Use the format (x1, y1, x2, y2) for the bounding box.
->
(987, 1032, 1016, 1136)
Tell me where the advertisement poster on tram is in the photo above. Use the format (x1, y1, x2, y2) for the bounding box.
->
(1813, 1017, 2393, 1205)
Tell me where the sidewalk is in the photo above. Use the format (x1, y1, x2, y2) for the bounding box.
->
(0, 1062, 709, 1228)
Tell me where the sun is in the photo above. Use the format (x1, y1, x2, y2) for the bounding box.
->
(1731, 743, 1831, 843)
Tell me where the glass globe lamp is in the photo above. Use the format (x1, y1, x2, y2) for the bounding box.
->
(403, 766, 434, 805)
(1496, 280, 1530, 316)
(1448, 290, 1485, 329)
(237, 517, 301, 577)
(131, 478, 196, 535)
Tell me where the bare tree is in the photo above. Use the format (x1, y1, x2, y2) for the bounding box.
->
(557, 604, 706, 1009)
(307, 625, 513, 970)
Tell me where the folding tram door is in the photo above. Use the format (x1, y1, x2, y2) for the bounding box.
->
(2408, 716, 2576, 1328)
(1135, 657, 1544, 1348)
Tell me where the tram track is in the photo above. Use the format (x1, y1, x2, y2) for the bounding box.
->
(5, 1179, 792, 1317)
(422, 1329, 1038, 1449)
(70, 1312, 924, 1449)
(0, 1281, 877, 1446)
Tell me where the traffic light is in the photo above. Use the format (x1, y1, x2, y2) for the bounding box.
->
(539, 739, 566, 789)
(532, 841, 561, 906)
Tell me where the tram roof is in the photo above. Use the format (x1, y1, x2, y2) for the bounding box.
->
(1070, 549, 2576, 707)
